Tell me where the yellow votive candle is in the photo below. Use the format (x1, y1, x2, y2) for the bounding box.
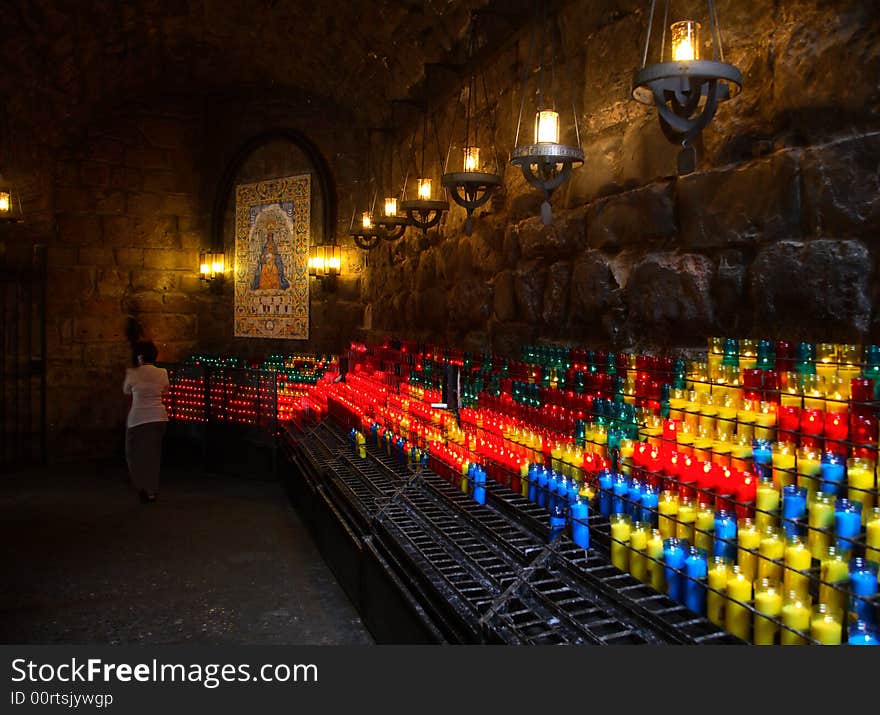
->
(725, 566, 753, 642)
(867, 507, 880, 567)
(669, 397, 687, 422)
(758, 526, 785, 582)
(819, 547, 849, 615)
(755, 480, 780, 530)
(847, 458, 876, 526)
(658, 490, 679, 540)
(629, 522, 650, 582)
(781, 591, 811, 645)
(647, 530, 666, 592)
(695, 506, 715, 553)
(707, 558, 731, 627)
(676, 497, 697, 542)
(754, 406, 776, 442)
(783, 535, 812, 598)
(772, 443, 796, 490)
(808, 492, 835, 559)
(796, 449, 822, 504)
(610, 514, 632, 572)
(810, 604, 842, 645)
(738, 518, 762, 582)
(754, 578, 783, 645)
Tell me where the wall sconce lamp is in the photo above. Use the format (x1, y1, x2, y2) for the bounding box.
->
(0, 173, 23, 224)
(198, 250, 225, 291)
(632, 0, 742, 174)
(308, 243, 340, 291)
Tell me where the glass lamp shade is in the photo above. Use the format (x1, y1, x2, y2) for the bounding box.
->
(463, 146, 480, 172)
(417, 178, 432, 200)
(384, 197, 398, 217)
(198, 251, 224, 280)
(325, 245, 341, 276)
(308, 246, 325, 277)
(671, 20, 700, 62)
(309, 245, 340, 277)
(361, 211, 373, 230)
(0, 191, 9, 214)
(535, 110, 560, 144)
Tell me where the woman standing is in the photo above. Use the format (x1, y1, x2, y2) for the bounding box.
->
(123, 340, 169, 503)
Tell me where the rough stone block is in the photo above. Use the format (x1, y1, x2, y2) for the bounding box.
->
(542, 261, 572, 326)
(448, 278, 491, 331)
(73, 315, 126, 342)
(802, 134, 880, 237)
(131, 269, 179, 293)
(625, 253, 716, 343)
(77, 246, 115, 266)
(749, 239, 871, 338)
(114, 248, 144, 267)
(493, 270, 516, 322)
(514, 261, 548, 324)
(126, 192, 165, 216)
(587, 182, 676, 251)
(57, 214, 102, 245)
(143, 248, 196, 271)
(124, 146, 169, 170)
(96, 269, 130, 298)
(516, 207, 587, 262)
(138, 313, 197, 343)
(569, 250, 621, 330)
(677, 151, 802, 248)
(47, 267, 96, 304)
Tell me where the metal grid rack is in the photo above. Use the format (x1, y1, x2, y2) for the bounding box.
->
(288, 420, 740, 645)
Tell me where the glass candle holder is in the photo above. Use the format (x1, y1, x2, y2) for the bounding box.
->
(772, 441, 796, 490)
(758, 524, 785, 582)
(647, 528, 666, 592)
(782, 484, 808, 539)
(725, 565, 753, 642)
(849, 557, 879, 623)
(808, 491, 835, 559)
(755, 475, 779, 531)
(754, 402, 776, 441)
(835, 498, 863, 555)
(849, 620, 880, 646)
(695, 504, 715, 554)
(783, 534, 812, 599)
(820, 546, 850, 616)
(810, 603, 843, 645)
(676, 496, 697, 542)
(713, 509, 738, 561)
(610, 513, 632, 571)
(847, 457, 876, 525)
(737, 517, 761, 582)
(781, 590, 812, 646)
(684, 546, 708, 616)
(754, 577, 783, 645)
(868, 506, 880, 567)
(663, 537, 689, 603)
(628, 521, 650, 582)
(657, 489, 679, 540)
(707, 556, 732, 628)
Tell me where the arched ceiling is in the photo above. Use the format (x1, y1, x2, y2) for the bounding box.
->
(1, 0, 557, 137)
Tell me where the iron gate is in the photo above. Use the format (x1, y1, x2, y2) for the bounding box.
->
(0, 243, 47, 470)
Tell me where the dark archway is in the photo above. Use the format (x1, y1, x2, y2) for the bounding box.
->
(210, 128, 337, 251)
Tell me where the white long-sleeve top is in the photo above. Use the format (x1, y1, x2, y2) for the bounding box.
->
(123, 364, 170, 428)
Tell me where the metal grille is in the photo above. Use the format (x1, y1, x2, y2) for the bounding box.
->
(288, 421, 741, 644)
(0, 244, 46, 470)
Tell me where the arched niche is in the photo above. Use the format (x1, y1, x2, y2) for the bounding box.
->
(212, 129, 336, 260)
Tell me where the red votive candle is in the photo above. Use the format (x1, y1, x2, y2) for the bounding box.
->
(762, 370, 780, 404)
(851, 377, 875, 417)
(735, 471, 757, 520)
(742, 369, 764, 403)
(715, 467, 737, 513)
(778, 405, 801, 442)
(824, 411, 849, 454)
(697, 461, 717, 507)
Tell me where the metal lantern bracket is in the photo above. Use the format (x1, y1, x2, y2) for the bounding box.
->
(510, 0, 584, 225)
(370, 124, 412, 243)
(632, 0, 742, 174)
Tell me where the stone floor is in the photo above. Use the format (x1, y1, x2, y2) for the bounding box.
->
(0, 462, 373, 645)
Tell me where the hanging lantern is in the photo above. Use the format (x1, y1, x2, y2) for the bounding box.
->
(632, 0, 742, 174)
(441, 19, 503, 236)
(510, 2, 584, 225)
(308, 243, 340, 288)
(0, 173, 23, 223)
(376, 194, 408, 241)
(400, 96, 448, 234)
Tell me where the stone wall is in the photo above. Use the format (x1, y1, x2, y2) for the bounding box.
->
(362, 0, 880, 354)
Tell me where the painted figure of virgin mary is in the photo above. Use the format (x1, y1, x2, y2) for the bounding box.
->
(251, 231, 290, 290)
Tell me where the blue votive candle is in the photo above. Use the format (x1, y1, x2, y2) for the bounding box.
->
(640, 484, 660, 527)
(567, 479, 580, 506)
(613, 473, 630, 516)
(752, 439, 773, 481)
(782, 484, 808, 539)
(598, 470, 614, 517)
(664, 537, 689, 604)
(684, 546, 708, 616)
(473, 465, 486, 505)
(627, 478, 643, 519)
(528, 464, 539, 503)
(713, 509, 738, 561)
(849, 620, 880, 645)
(571, 498, 590, 549)
(820, 452, 846, 496)
(835, 498, 862, 554)
(850, 557, 879, 623)
(536, 467, 549, 509)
